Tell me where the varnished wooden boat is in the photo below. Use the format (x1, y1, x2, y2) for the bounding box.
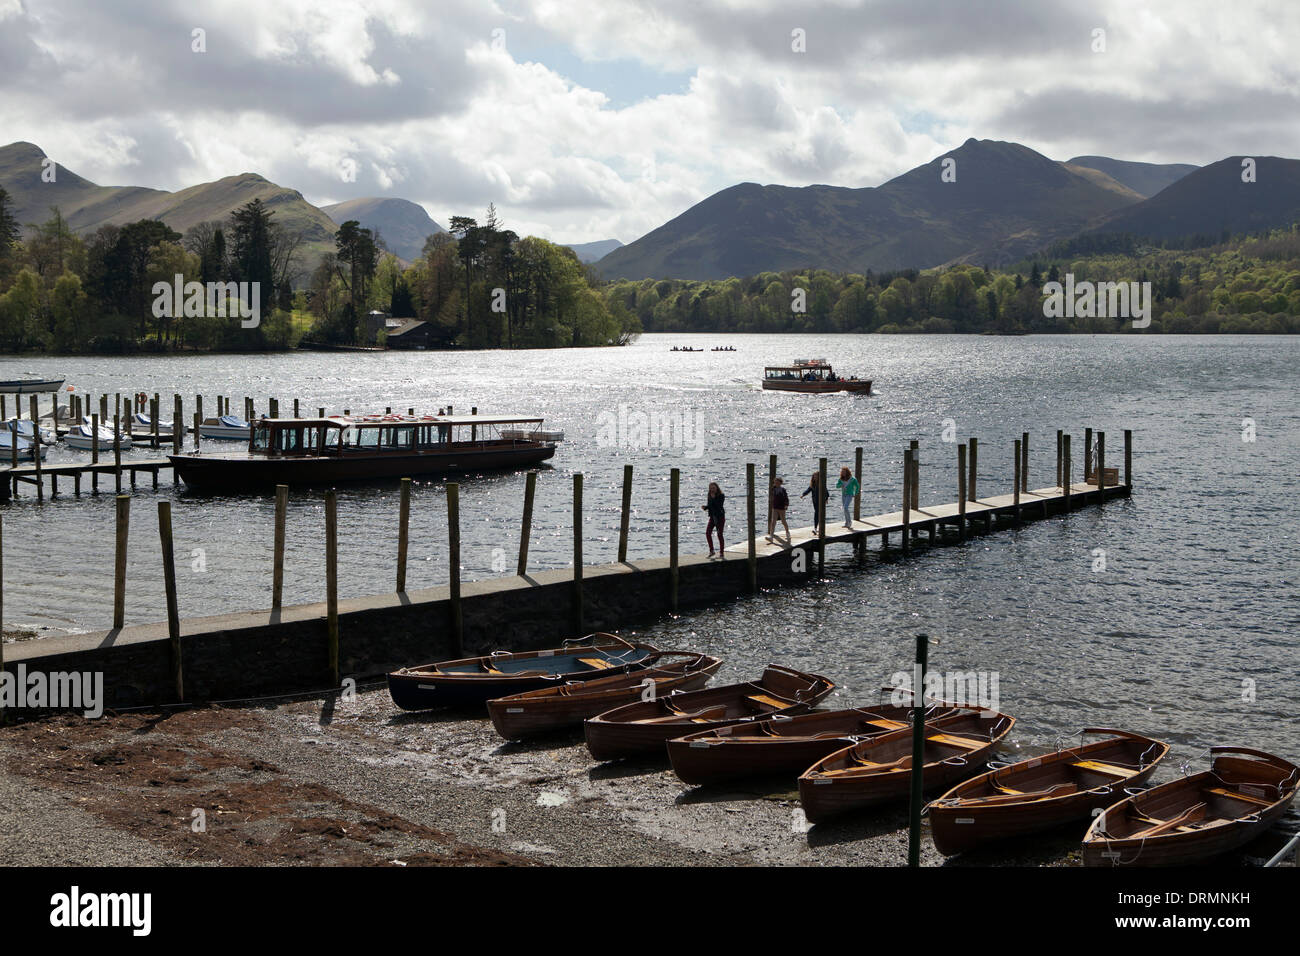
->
(928, 728, 1170, 855)
(387, 633, 660, 710)
(798, 709, 1015, 823)
(1081, 746, 1298, 866)
(584, 665, 835, 761)
(668, 703, 960, 786)
(486, 652, 723, 739)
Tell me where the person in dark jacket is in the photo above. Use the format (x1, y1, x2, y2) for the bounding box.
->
(801, 472, 829, 528)
(766, 477, 791, 544)
(702, 482, 726, 557)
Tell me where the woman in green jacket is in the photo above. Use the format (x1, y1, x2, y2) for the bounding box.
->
(836, 466, 859, 529)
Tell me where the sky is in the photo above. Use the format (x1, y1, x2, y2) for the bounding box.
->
(1, 0, 1298, 245)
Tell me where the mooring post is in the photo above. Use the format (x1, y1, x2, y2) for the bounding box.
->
(113, 494, 129, 628)
(29, 396, 43, 502)
(1063, 434, 1072, 512)
(1021, 431, 1029, 493)
(151, 393, 160, 449)
(325, 490, 339, 687)
(318, 407, 325, 418)
(670, 468, 680, 612)
(246, 397, 253, 422)
(518, 471, 536, 575)
(113, 413, 122, 494)
(157, 501, 184, 701)
(853, 446, 863, 522)
(910, 439, 920, 514)
(91, 412, 100, 492)
(957, 443, 967, 541)
(0, 516, 4, 721)
(768, 453, 777, 537)
(447, 483, 463, 655)
(272, 484, 288, 610)
(396, 477, 411, 592)
(1124, 429, 1132, 488)
(573, 472, 584, 632)
(1055, 429, 1063, 489)
(746, 462, 757, 594)
(817, 457, 827, 575)
(196, 394, 203, 426)
(1084, 427, 1094, 482)
(617, 464, 633, 563)
(1097, 431, 1107, 501)
(968, 436, 978, 503)
(192, 412, 201, 451)
(902, 449, 912, 554)
(908, 633, 929, 868)
(173, 395, 182, 456)
(1013, 439, 1022, 522)
(294, 398, 300, 419)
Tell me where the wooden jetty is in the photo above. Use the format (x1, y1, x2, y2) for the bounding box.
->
(2, 459, 173, 500)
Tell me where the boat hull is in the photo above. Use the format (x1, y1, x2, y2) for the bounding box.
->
(762, 380, 872, 394)
(0, 379, 64, 394)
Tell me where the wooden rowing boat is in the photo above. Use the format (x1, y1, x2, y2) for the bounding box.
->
(798, 708, 1015, 823)
(386, 633, 661, 710)
(928, 728, 1170, 855)
(667, 703, 960, 786)
(584, 665, 836, 761)
(486, 652, 723, 739)
(1081, 746, 1298, 866)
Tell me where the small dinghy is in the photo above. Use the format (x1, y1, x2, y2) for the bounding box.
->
(1081, 746, 1298, 866)
(198, 414, 251, 440)
(798, 708, 1015, 823)
(387, 633, 661, 711)
(583, 664, 835, 761)
(486, 652, 723, 740)
(928, 728, 1170, 855)
(667, 702, 961, 786)
(65, 417, 131, 450)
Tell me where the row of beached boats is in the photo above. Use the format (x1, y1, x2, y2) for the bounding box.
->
(385, 634, 1299, 867)
(0, 413, 252, 461)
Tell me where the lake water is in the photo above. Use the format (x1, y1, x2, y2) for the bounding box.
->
(2, 334, 1298, 785)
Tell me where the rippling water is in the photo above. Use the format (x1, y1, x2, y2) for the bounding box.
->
(3, 334, 1298, 775)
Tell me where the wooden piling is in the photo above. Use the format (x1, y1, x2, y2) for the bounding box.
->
(325, 490, 339, 686)
(518, 471, 537, 575)
(272, 484, 288, 610)
(173, 395, 182, 456)
(396, 477, 411, 592)
(192, 412, 201, 451)
(817, 457, 827, 575)
(1097, 432, 1107, 499)
(151, 394, 160, 449)
(670, 468, 680, 612)
(1013, 439, 1022, 522)
(113, 413, 122, 493)
(854, 446, 863, 521)
(29, 396, 42, 502)
(113, 495, 129, 628)
(293, 399, 300, 418)
(1124, 429, 1132, 487)
(968, 436, 978, 502)
(909, 439, 920, 512)
(91, 412, 100, 492)
(902, 449, 912, 554)
(1021, 431, 1029, 493)
(746, 463, 757, 594)
(0, 516, 4, 719)
(157, 501, 184, 701)
(1056, 429, 1063, 489)
(573, 473, 584, 632)
(1084, 427, 1093, 480)
(1063, 435, 1072, 511)
(768, 453, 777, 536)
(617, 464, 633, 563)
(447, 483, 462, 655)
(957, 443, 967, 541)
(907, 633, 929, 868)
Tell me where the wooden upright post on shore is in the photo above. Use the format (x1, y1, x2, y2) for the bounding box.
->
(447, 483, 463, 655)
(1124, 429, 1132, 487)
(817, 457, 827, 575)
(902, 449, 912, 554)
(396, 477, 411, 592)
(324, 490, 339, 686)
(518, 471, 537, 575)
(573, 473, 584, 632)
(957, 444, 967, 541)
(968, 437, 978, 502)
(669, 468, 680, 612)
(1013, 439, 1022, 522)
(1021, 432, 1029, 493)
(272, 484, 288, 610)
(157, 501, 184, 701)
(746, 463, 757, 594)
(113, 495, 129, 628)
(617, 464, 633, 563)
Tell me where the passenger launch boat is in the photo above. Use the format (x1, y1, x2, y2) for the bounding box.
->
(928, 728, 1170, 855)
(170, 412, 562, 489)
(762, 359, 871, 394)
(387, 634, 659, 710)
(1081, 746, 1298, 866)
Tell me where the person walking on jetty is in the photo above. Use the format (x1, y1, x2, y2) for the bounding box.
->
(836, 466, 859, 529)
(801, 472, 829, 529)
(766, 477, 791, 544)
(703, 481, 726, 558)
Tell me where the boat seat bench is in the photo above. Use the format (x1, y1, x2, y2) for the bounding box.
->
(1072, 759, 1135, 777)
(747, 694, 790, 710)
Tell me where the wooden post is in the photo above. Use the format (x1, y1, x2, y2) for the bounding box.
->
(768, 453, 777, 536)
(318, 407, 325, 418)
(1062, 435, 1072, 512)
(907, 633, 929, 868)
(957, 443, 967, 541)
(669, 468, 680, 612)
(1021, 432, 1029, 493)
(100, 394, 107, 420)
(0, 515, 4, 720)
(150, 394, 159, 449)
(396, 477, 411, 591)
(1055, 429, 1063, 489)
(1124, 429, 1132, 488)
(1013, 439, 1022, 522)
(817, 457, 827, 575)
(173, 395, 182, 456)
(29, 396, 43, 502)
(157, 501, 184, 701)
(325, 490, 339, 686)
(272, 484, 288, 610)
(1084, 427, 1094, 482)
(113, 494, 129, 628)
(518, 471, 536, 575)
(446, 482, 463, 655)
(853, 446, 863, 522)
(902, 449, 911, 554)
(746, 463, 757, 594)
(246, 397, 253, 422)
(968, 436, 978, 502)
(192, 412, 201, 451)
(617, 464, 633, 563)
(293, 399, 300, 418)
(196, 394, 203, 425)
(573, 473, 583, 632)
(909, 439, 920, 512)
(90, 412, 100, 492)
(1097, 432, 1106, 499)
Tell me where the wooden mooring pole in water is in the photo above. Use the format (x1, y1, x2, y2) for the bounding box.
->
(746, 462, 757, 594)
(158, 501, 184, 701)
(325, 490, 339, 686)
(817, 457, 827, 575)
(902, 448, 912, 554)
(113, 494, 129, 629)
(908, 633, 929, 868)
(518, 471, 537, 575)
(272, 484, 288, 610)
(447, 482, 463, 656)
(957, 443, 967, 541)
(573, 473, 584, 633)
(396, 477, 411, 593)
(670, 468, 680, 611)
(617, 465, 633, 564)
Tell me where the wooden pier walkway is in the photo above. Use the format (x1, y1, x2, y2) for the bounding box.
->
(0, 458, 174, 499)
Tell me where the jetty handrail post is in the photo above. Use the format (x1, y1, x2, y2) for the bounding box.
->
(853, 446, 862, 522)
(113, 494, 129, 628)
(573, 473, 584, 632)
(324, 490, 339, 687)
(1097, 431, 1107, 500)
(30, 395, 43, 502)
(617, 464, 632, 563)
(1021, 431, 1029, 493)
(1013, 439, 1022, 523)
(272, 484, 288, 610)
(1055, 429, 1063, 490)
(1063, 435, 1072, 512)
(157, 501, 184, 701)
(669, 468, 680, 612)
(968, 436, 978, 502)
(907, 632, 929, 868)
(1124, 429, 1132, 488)
(395, 477, 411, 592)
(746, 463, 757, 594)
(113, 413, 122, 494)
(517, 471, 537, 575)
(447, 483, 463, 655)
(817, 457, 827, 575)
(957, 443, 967, 541)
(901, 449, 911, 554)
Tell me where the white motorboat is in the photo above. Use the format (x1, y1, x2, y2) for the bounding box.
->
(0, 430, 46, 461)
(130, 411, 177, 438)
(198, 414, 251, 440)
(65, 417, 132, 451)
(4, 417, 56, 445)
